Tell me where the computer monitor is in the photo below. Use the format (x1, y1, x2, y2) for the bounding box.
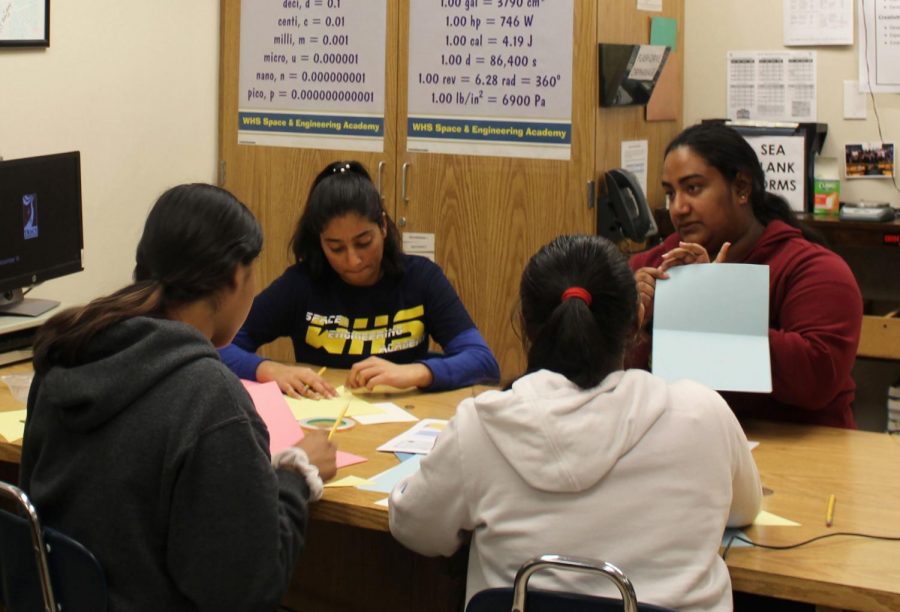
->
(0, 152, 83, 317)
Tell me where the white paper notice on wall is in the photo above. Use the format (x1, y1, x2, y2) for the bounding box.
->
(784, 0, 853, 46)
(858, 0, 900, 93)
(727, 51, 817, 123)
(402, 232, 435, 262)
(637, 0, 663, 11)
(745, 135, 807, 213)
(843, 80, 867, 119)
(628, 46, 668, 81)
(621, 140, 649, 199)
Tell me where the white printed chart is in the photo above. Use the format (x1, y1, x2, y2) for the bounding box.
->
(237, 0, 387, 151)
(407, 0, 574, 160)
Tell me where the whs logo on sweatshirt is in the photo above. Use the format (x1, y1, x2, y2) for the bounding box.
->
(304, 305, 426, 355)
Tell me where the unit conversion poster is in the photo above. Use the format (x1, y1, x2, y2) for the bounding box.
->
(237, 0, 387, 151)
(407, 0, 574, 160)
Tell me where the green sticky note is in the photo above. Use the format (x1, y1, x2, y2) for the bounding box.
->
(650, 17, 677, 51)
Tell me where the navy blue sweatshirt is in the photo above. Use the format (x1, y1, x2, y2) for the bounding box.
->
(220, 254, 499, 390)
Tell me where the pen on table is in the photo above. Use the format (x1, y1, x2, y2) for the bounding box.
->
(328, 398, 351, 441)
(825, 494, 836, 527)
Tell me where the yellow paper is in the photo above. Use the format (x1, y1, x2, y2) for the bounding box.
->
(0, 409, 28, 442)
(284, 386, 385, 420)
(349, 384, 415, 395)
(753, 510, 801, 527)
(324, 475, 375, 488)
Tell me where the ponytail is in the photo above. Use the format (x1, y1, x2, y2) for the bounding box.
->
(520, 235, 637, 389)
(33, 183, 262, 375)
(33, 282, 164, 374)
(753, 192, 827, 246)
(526, 298, 619, 388)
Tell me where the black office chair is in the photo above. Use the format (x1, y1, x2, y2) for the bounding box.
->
(466, 554, 676, 612)
(0, 481, 107, 612)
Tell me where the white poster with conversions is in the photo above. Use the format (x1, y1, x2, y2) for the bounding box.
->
(407, 0, 574, 160)
(237, 0, 387, 152)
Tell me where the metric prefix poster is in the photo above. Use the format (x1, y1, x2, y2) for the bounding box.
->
(407, 0, 574, 160)
(237, 0, 387, 151)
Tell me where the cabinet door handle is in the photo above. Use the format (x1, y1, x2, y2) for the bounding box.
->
(401, 162, 411, 204)
(377, 160, 386, 201)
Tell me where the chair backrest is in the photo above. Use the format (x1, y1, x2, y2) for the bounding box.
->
(466, 554, 676, 612)
(0, 481, 107, 612)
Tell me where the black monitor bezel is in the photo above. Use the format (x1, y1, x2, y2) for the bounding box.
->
(0, 151, 84, 296)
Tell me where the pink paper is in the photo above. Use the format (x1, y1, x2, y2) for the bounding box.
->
(336, 451, 367, 469)
(241, 380, 368, 469)
(241, 380, 303, 454)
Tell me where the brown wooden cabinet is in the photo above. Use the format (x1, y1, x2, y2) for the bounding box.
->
(218, 0, 684, 379)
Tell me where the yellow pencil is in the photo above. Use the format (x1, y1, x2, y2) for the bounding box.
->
(302, 367, 328, 396)
(328, 397, 351, 441)
(825, 494, 836, 527)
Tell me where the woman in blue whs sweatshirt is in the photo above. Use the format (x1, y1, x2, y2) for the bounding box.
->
(220, 160, 500, 398)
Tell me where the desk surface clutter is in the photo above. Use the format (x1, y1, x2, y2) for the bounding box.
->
(2, 363, 900, 610)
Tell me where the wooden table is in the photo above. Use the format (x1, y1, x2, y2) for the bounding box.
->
(4, 364, 900, 610)
(731, 421, 900, 611)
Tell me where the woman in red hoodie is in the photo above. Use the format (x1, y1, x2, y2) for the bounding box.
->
(630, 122, 862, 428)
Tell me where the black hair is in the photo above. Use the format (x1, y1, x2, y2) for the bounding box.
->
(33, 183, 262, 372)
(290, 160, 404, 280)
(519, 235, 638, 389)
(666, 123, 825, 245)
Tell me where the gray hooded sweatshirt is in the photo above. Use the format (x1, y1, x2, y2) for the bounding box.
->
(21, 316, 309, 611)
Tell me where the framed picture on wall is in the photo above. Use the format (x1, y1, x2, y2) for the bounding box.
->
(0, 0, 50, 48)
(844, 142, 895, 179)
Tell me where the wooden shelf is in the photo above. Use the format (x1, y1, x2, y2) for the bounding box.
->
(798, 213, 900, 248)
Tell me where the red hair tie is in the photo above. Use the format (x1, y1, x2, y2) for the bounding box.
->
(561, 287, 592, 306)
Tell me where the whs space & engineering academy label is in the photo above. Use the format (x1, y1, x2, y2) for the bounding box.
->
(237, 0, 387, 151)
(407, 0, 574, 160)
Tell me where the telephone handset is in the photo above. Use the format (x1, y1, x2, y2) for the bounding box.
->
(596, 168, 658, 242)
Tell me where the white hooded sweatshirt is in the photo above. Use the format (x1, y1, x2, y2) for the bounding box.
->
(389, 369, 761, 611)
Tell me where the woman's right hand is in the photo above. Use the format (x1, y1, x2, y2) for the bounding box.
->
(634, 266, 668, 326)
(256, 361, 338, 399)
(296, 430, 338, 481)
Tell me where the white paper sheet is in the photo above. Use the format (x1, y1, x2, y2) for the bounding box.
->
(784, 0, 853, 46)
(727, 51, 817, 123)
(652, 264, 772, 393)
(376, 418, 448, 455)
(858, 0, 900, 93)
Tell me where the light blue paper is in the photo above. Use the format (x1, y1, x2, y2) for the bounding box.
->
(394, 452, 417, 462)
(357, 455, 422, 494)
(652, 264, 772, 392)
(721, 528, 753, 549)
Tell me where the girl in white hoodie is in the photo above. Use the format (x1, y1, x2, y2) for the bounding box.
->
(389, 234, 761, 611)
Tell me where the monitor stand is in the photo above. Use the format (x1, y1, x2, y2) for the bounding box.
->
(0, 289, 60, 317)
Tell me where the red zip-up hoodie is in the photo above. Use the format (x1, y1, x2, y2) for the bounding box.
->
(629, 220, 863, 428)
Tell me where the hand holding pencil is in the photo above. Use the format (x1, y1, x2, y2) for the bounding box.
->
(256, 362, 338, 399)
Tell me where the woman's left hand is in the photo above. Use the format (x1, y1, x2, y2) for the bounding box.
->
(346, 356, 433, 391)
(659, 241, 730, 272)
